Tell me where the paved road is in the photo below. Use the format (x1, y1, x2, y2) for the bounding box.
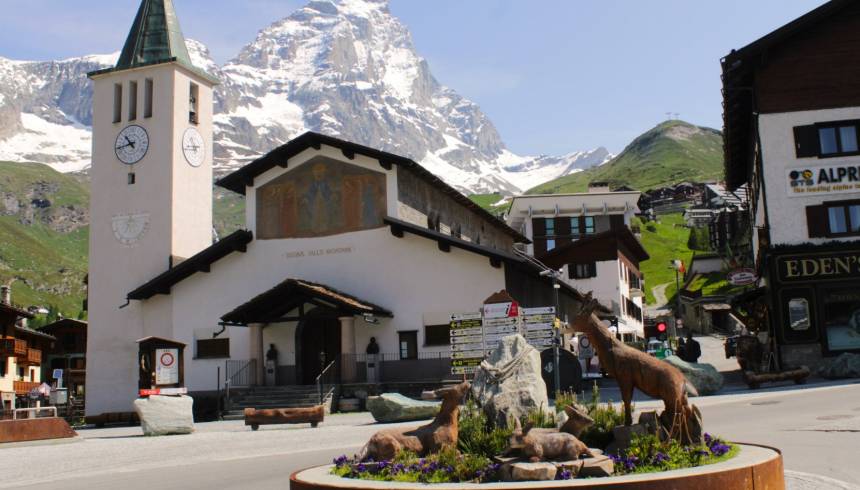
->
(2, 383, 858, 489)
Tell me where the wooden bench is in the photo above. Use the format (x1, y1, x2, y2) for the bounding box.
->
(244, 405, 324, 431)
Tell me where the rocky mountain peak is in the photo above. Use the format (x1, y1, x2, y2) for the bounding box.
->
(0, 0, 609, 193)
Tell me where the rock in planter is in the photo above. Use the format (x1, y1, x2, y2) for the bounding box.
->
(579, 454, 615, 477)
(509, 462, 557, 481)
(555, 459, 585, 477)
(663, 355, 724, 395)
(366, 393, 440, 423)
(611, 423, 646, 452)
(133, 395, 194, 436)
(472, 334, 551, 427)
(818, 353, 860, 379)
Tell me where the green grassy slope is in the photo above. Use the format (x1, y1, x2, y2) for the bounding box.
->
(527, 120, 724, 194)
(635, 213, 694, 305)
(468, 193, 509, 214)
(0, 162, 90, 315)
(0, 161, 246, 318)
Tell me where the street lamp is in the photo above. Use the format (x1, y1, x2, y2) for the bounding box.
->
(540, 269, 563, 394)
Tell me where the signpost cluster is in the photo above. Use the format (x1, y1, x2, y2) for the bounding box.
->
(449, 302, 557, 375)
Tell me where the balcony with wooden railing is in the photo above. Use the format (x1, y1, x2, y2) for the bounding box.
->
(23, 348, 41, 366)
(13, 381, 39, 395)
(13, 339, 27, 357)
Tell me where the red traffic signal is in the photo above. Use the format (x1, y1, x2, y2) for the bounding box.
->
(656, 322, 667, 333)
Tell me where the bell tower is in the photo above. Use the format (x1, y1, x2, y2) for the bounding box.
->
(85, 0, 218, 417)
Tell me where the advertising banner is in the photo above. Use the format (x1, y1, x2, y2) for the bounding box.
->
(785, 164, 860, 197)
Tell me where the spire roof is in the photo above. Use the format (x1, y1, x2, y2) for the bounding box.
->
(89, 0, 218, 83)
(117, 0, 191, 70)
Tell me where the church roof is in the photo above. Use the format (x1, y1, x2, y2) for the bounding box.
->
(216, 131, 528, 243)
(88, 0, 218, 84)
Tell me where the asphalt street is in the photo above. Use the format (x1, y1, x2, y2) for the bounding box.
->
(2, 381, 858, 490)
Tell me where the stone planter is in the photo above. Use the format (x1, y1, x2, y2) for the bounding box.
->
(290, 444, 784, 490)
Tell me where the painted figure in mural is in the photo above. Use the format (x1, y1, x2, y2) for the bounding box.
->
(299, 163, 340, 234)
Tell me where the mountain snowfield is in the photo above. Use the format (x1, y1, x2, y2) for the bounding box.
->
(0, 0, 610, 193)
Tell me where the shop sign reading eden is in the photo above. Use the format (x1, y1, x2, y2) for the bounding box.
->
(786, 164, 860, 197)
(777, 253, 860, 282)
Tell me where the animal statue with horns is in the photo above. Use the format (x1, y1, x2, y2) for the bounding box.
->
(568, 293, 703, 444)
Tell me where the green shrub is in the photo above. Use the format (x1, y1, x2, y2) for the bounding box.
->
(554, 390, 578, 412)
(645, 222, 657, 232)
(578, 383, 626, 449)
(457, 401, 512, 458)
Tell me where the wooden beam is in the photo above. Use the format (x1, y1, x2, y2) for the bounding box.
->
(389, 225, 404, 238)
(311, 141, 321, 150)
(490, 257, 502, 269)
(277, 159, 289, 169)
(236, 243, 248, 253)
(243, 175, 254, 187)
(379, 160, 393, 170)
(197, 263, 211, 273)
(342, 148, 355, 160)
(437, 241, 451, 253)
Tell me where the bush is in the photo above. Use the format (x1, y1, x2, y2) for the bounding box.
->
(457, 401, 512, 458)
(554, 390, 578, 412)
(611, 433, 737, 475)
(578, 383, 626, 449)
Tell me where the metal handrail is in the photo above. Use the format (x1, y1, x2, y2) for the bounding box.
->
(13, 406, 57, 420)
(315, 360, 336, 405)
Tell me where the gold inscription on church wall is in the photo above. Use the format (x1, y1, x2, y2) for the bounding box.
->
(285, 247, 354, 259)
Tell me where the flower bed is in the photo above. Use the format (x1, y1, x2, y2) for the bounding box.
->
(331, 433, 737, 484)
(610, 433, 737, 475)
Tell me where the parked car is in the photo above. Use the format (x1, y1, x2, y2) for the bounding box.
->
(646, 339, 673, 359)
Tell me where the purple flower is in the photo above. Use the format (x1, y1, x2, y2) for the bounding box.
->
(704, 433, 712, 445)
(356, 463, 367, 473)
(446, 465, 455, 473)
(556, 470, 573, 480)
(654, 452, 669, 464)
(333, 455, 349, 467)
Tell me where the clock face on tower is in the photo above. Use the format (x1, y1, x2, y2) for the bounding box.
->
(182, 127, 205, 167)
(115, 125, 149, 164)
(111, 213, 150, 246)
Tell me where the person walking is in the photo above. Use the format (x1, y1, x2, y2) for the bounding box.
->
(684, 332, 701, 363)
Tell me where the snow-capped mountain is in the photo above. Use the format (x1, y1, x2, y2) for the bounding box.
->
(0, 0, 610, 193)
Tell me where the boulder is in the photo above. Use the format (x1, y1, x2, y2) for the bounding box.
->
(579, 454, 615, 477)
(509, 462, 557, 481)
(366, 393, 440, 423)
(611, 423, 646, 452)
(472, 334, 551, 427)
(663, 355, 724, 395)
(133, 395, 194, 436)
(555, 459, 585, 477)
(818, 353, 860, 379)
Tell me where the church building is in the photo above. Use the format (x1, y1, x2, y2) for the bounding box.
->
(85, 0, 587, 419)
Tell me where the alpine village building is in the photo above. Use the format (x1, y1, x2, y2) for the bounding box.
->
(505, 185, 648, 340)
(723, 0, 860, 369)
(84, 0, 593, 420)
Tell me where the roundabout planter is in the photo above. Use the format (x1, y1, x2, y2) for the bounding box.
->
(290, 444, 784, 490)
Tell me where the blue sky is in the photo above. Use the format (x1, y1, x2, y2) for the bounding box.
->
(1, 0, 827, 155)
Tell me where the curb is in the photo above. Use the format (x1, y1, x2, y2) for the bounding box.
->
(785, 470, 858, 490)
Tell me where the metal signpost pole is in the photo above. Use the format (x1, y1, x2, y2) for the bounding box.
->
(552, 273, 561, 395)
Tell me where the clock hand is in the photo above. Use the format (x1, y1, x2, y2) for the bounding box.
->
(124, 136, 136, 149)
(116, 142, 132, 150)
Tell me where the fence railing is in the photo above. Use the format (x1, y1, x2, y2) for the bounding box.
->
(316, 360, 337, 405)
(226, 359, 257, 388)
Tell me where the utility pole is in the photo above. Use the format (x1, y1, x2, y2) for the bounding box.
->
(540, 268, 563, 394)
(671, 259, 683, 338)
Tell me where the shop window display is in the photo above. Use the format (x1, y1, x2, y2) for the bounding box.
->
(821, 288, 860, 351)
(787, 298, 811, 331)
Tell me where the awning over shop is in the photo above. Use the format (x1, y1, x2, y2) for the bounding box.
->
(220, 279, 393, 325)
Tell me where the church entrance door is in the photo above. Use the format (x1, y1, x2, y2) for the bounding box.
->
(296, 309, 341, 385)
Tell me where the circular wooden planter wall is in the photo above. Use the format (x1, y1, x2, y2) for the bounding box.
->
(291, 444, 784, 490)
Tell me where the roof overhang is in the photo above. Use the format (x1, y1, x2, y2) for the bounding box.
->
(128, 229, 253, 301)
(221, 279, 393, 325)
(539, 227, 650, 269)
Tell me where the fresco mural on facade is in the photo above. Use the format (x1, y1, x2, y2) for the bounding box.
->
(256, 159, 387, 239)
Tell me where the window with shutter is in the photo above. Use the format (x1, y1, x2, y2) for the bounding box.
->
(806, 205, 828, 238)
